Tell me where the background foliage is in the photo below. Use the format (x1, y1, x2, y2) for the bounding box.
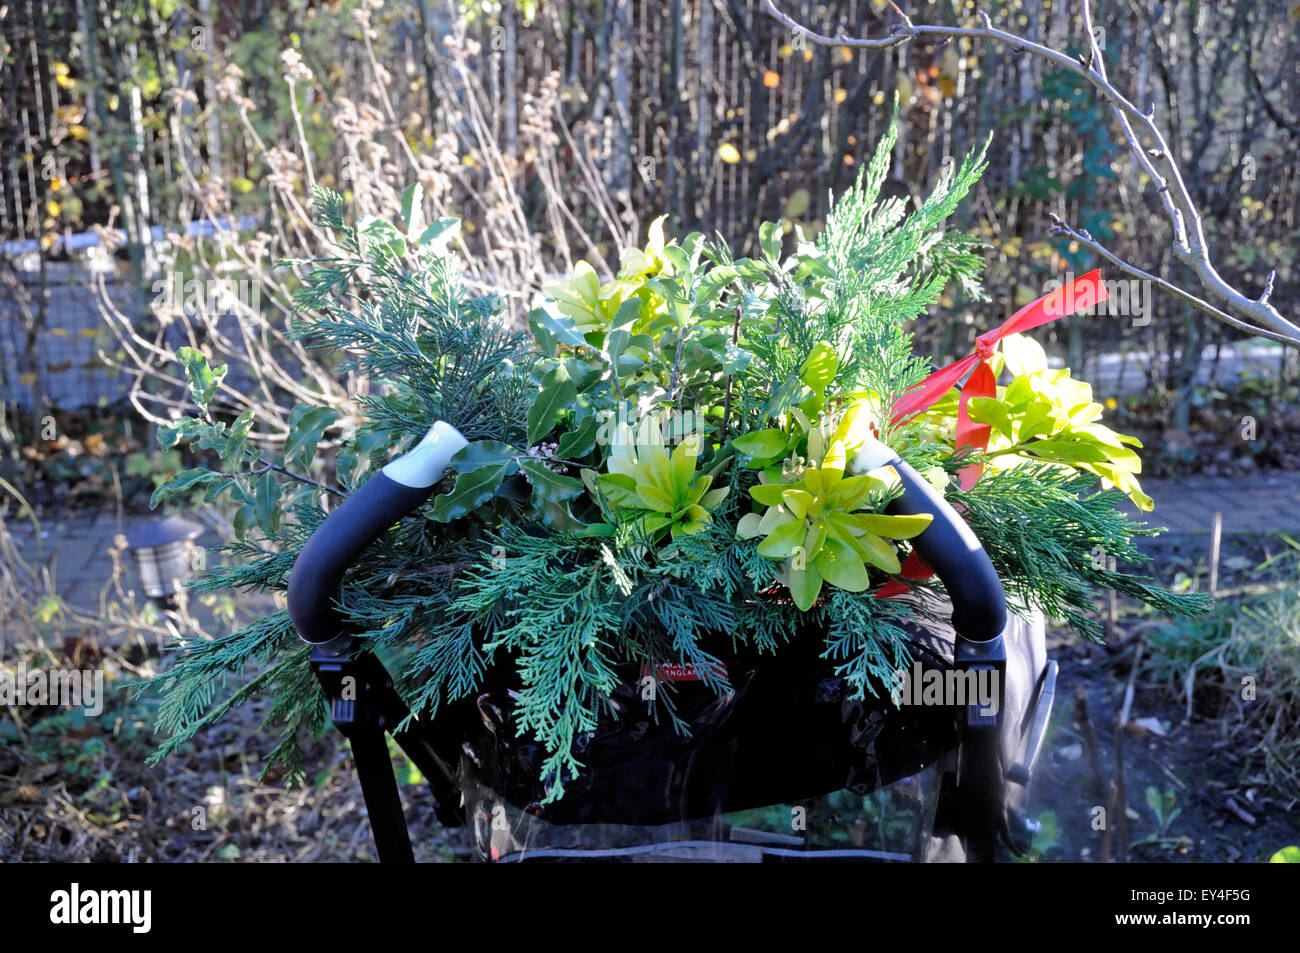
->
(3, 0, 1299, 465)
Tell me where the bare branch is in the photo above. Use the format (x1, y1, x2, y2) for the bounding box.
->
(1046, 215, 1300, 348)
(762, 0, 1300, 347)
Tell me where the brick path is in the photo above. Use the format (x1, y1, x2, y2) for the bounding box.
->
(4, 469, 1299, 646)
(1118, 471, 1300, 535)
(1, 509, 277, 643)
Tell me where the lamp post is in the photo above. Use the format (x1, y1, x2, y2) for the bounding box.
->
(124, 516, 205, 611)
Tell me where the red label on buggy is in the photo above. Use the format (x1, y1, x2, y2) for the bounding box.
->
(640, 662, 728, 683)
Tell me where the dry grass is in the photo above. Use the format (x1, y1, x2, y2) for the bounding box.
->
(0, 505, 469, 863)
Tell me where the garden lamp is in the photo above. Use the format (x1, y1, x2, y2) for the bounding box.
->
(125, 516, 206, 608)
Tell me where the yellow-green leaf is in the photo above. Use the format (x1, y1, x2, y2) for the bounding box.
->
(814, 534, 870, 592)
(750, 482, 790, 507)
(736, 512, 764, 539)
(757, 517, 805, 558)
(788, 563, 824, 610)
(849, 530, 901, 574)
(782, 488, 814, 518)
(854, 512, 933, 540)
(733, 429, 789, 461)
(636, 483, 676, 512)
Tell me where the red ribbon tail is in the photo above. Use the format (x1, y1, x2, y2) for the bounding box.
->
(899, 550, 934, 579)
(1000, 268, 1110, 340)
(890, 354, 979, 424)
(873, 579, 912, 599)
(955, 360, 996, 490)
(873, 551, 936, 599)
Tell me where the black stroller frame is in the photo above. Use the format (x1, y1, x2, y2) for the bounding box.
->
(288, 426, 1059, 863)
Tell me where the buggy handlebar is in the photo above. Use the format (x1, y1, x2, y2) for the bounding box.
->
(851, 435, 1007, 642)
(288, 424, 1007, 646)
(288, 422, 466, 645)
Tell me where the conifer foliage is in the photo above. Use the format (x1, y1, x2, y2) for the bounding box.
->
(147, 110, 1209, 799)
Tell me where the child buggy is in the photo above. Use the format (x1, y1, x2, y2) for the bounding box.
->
(287, 423, 1058, 862)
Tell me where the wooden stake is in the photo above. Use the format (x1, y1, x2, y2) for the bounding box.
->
(1100, 779, 1117, 863)
(1208, 511, 1223, 596)
(1074, 687, 1105, 801)
(1113, 640, 1143, 864)
(1105, 556, 1118, 640)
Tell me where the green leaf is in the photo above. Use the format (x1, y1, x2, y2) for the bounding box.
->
(759, 221, 784, 261)
(605, 297, 640, 374)
(176, 346, 227, 410)
(529, 303, 589, 354)
(284, 404, 340, 471)
(757, 517, 805, 558)
(1017, 400, 1060, 442)
(535, 500, 587, 532)
(431, 464, 510, 522)
(853, 512, 933, 540)
(232, 503, 254, 539)
(150, 467, 224, 509)
(416, 216, 460, 253)
(360, 217, 405, 259)
(1025, 438, 1111, 465)
(520, 459, 585, 505)
(1080, 423, 1131, 451)
(799, 342, 839, 397)
(202, 477, 234, 504)
(967, 396, 1012, 438)
(695, 264, 739, 305)
(633, 513, 675, 538)
(669, 439, 698, 491)
(159, 416, 208, 450)
(765, 374, 805, 417)
(527, 365, 578, 445)
(595, 472, 641, 508)
(661, 245, 691, 282)
(219, 411, 256, 468)
(450, 440, 519, 472)
(556, 417, 598, 459)
(635, 483, 677, 512)
(723, 342, 753, 374)
(400, 183, 423, 238)
(253, 470, 281, 533)
(782, 488, 813, 518)
(788, 563, 823, 611)
(733, 429, 788, 461)
(813, 534, 870, 592)
(749, 482, 790, 507)
(569, 522, 615, 538)
(852, 531, 901, 574)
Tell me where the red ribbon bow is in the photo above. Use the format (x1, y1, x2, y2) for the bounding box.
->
(874, 270, 1109, 599)
(891, 269, 1109, 489)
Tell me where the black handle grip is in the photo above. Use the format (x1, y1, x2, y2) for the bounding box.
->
(884, 456, 1007, 642)
(288, 454, 1006, 645)
(287, 473, 434, 645)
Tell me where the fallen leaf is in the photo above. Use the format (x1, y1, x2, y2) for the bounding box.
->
(1126, 716, 1169, 737)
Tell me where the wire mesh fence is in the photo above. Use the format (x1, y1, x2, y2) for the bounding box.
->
(0, 258, 131, 413)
